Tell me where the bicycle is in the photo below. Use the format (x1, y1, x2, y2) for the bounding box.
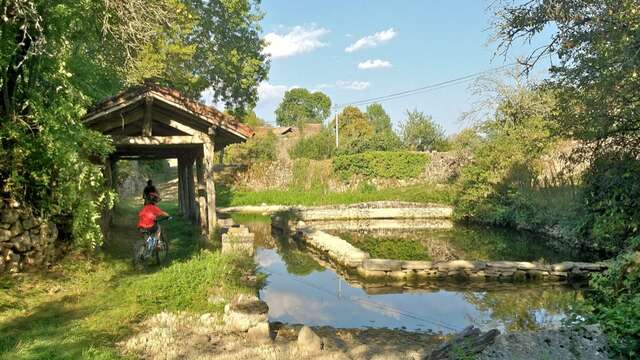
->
(133, 216, 171, 270)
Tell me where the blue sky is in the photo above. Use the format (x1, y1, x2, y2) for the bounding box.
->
(252, 1, 550, 134)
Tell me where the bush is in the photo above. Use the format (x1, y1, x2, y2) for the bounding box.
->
(225, 132, 276, 163)
(332, 151, 428, 179)
(289, 130, 335, 160)
(584, 238, 640, 358)
(338, 129, 403, 155)
(577, 152, 640, 255)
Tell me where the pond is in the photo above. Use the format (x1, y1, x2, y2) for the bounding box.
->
(323, 223, 592, 263)
(234, 216, 586, 334)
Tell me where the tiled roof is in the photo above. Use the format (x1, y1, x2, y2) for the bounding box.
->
(84, 84, 254, 139)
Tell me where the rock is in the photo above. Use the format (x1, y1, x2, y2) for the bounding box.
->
(486, 261, 518, 269)
(247, 322, 271, 344)
(401, 260, 432, 270)
(552, 262, 575, 272)
(21, 218, 36, 230)
(438, 260, 484, 271)
(12, 233, 32, 252)
(297, 326, 323, 353)
(0, 223, 10, 230)
(0, 209, 19, 224)
(363, 259, 403, 271)
(223, 294, 268, 332)
(9, 221, 23, 237)
(0, 229, 11, 242)
(477, 325, 609, 360)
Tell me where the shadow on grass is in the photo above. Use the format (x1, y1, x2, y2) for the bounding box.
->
(0, 295, 120, 359)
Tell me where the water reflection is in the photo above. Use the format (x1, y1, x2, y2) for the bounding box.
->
(256, 247, 581, 333)
(239, 218, 583, 334)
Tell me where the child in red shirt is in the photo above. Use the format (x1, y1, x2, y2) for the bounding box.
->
(137, 193, 169, 240)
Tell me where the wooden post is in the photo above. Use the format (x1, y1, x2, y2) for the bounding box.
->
(177, 156, 185, 215)
(203, 136, 217, 236)
(186, 156, 196, 221)
(195, 155, 207, 235)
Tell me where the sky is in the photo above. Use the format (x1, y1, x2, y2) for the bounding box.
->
(248, 1, 552, 135)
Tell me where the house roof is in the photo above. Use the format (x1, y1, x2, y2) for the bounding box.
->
(84, 84, 254, 145)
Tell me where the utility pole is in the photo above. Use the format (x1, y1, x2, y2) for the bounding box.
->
(335, 112, 339, 148)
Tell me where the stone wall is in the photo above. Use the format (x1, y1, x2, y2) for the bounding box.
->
(0, 203, 61, 274)
(292, 223, 609, 284)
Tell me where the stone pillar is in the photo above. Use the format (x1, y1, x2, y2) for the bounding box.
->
(203, 137, 217, 236)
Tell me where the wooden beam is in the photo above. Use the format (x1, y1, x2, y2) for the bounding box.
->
(84, 93, 147, 123)
(112, 135, 206, 145)
(186, 156, 196, 222)
(90, 107, 144, 132)
(151, 112, 199, 136)
(143, 96, 153, 136)
(177, 157, 186, 215)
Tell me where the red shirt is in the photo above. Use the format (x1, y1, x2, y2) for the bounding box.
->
(137, 204, 164, 229)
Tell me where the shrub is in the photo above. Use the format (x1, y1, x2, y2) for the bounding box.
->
(225, 131, 276, 163)
(338, 129, 403, 155)
(400, 110, 449, 151)
(584, 237, 640, 358)
(289, 130, 335, 160)
(332, 151, 428, 179)
(577, 152, 640, 255)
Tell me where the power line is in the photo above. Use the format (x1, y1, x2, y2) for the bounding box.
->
(334, 63, 516, 109)
(262, 268, 461, 332)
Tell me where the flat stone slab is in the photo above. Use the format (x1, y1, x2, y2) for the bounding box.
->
(363, 259, 403, 271)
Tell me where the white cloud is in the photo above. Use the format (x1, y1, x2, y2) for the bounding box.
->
(345, 28, 397, 53)
(257, 81, 291, 101)
(336, 80, 371, 91)
(263, 25, 329, 59)
(358, 59, 392, 70)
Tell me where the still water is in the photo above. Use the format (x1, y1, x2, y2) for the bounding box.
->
(235, 216, 584, 334)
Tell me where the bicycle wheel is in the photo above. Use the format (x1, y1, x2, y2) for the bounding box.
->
(155, 232, 169, 265)
(133, 240, 148, 271)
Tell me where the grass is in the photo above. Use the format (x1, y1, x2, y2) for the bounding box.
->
(336, 232, 431, 261)
(0, 199, 257, 360)
(217, 183, 456, 207)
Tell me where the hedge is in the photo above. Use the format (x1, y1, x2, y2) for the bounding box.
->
(332, 151, 429, 179)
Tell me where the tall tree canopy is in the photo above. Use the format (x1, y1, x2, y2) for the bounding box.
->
(365, 103, 392, 132)
(493, 0, 640, 153)
(275, 88, 331, 126)
(400, 110, 447, 151)
(0, 0, 269, 247)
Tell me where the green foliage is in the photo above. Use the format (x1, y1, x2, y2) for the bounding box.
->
(453, 115, 556, 227)
(494, 0, 640, 153)
(0, 199, 258, 358)
(577, 152, 640, 255)
(335, 106, 373, 144)
(217, 183, 456, 207)
(289, 158, 331, 192)
(400, 110, 448, 151)
(339, 233, 431, 261)
(240, 110, 266, 128)
(585, 241, 640, 358)
(275, 88, 331, 126)
(225, 131, 277, 163)
(338, 129, 404, 155)
(288, 129, 335, 160)
(365, 103, 392, 132)
(332, 151, 428, 179)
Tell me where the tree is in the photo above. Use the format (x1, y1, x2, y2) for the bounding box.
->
(493, 0, 640, 154)
(0, 0, 269, 248)
(275, 88, 331, 126)
(400, 110, 448, 151)
(334, 106, 372, 148)
(365, 103, 392, 132)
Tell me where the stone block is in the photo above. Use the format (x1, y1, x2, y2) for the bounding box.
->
(12, 233, 32, 252)
(0, 229, 11, 242)
(552, 262, 575, 272)
(0, 209, 19, 224)
(223, 294, 269, 332)
(415, 269, 439, 278)
(362, 258, 403, 271)
(387, 270, 406, 280)
(21, 218, 36, 230)
(358, 267, 387, 279)
(247, 322, 271, 344)
(0, 223, 10, 230)
(401, 260, 433, 270)
(438, 260, 485, 271)
(486, 261, 518, 269)
(513, 270, 527, 281)
(297, 326, 323, 353)
(574, 262, 602, 271)
(9, 221, 23, 237)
